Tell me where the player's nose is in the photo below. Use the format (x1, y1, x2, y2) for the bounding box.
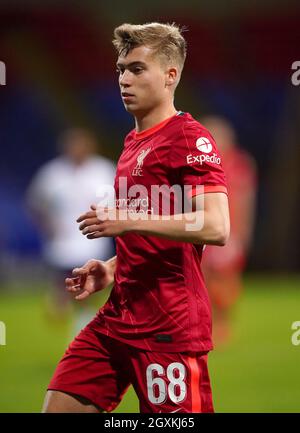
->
(119, 69, 132, 87)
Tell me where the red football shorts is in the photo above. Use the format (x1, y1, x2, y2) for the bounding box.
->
(48, 316, 214, 413)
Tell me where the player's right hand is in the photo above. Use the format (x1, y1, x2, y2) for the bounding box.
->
(65, 259, 113, 300)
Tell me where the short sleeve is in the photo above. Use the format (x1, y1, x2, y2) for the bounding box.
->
(170, 121, 228, 198)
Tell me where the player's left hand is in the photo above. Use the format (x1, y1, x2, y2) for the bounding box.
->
(77, 205, 131, 239)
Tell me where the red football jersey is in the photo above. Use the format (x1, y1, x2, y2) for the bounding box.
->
(96, 112, 228, 352)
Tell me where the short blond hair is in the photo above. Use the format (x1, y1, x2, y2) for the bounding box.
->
(113, 22, 187, 74)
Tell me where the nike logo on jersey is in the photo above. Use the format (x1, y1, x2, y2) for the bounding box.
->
(158, 408, 181, 413)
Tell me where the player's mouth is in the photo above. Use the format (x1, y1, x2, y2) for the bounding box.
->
(121, 92, 135, 102)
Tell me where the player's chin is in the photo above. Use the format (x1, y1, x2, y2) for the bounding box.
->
(123, 102, 138, 113)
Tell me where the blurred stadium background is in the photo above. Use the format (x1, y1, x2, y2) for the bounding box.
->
(0, 1, 300, 412)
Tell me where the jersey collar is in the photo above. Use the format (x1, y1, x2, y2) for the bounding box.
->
(134, 111, 183, 140)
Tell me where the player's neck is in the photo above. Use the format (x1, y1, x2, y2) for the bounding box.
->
(134, 104, 177, 133)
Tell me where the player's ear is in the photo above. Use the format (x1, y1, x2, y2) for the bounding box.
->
(165, 67, 178, 87)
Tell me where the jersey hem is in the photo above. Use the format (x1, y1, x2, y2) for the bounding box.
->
(94, 327, 214, 353)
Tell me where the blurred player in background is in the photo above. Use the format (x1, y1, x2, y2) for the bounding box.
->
(27, 128, 116, 332)
(200, 116, 257, 346)
(43, 23, 230, 413)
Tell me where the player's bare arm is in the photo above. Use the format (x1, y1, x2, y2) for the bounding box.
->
(132, 192, 230, 245)
(65, 256, 116, 300)
(77, 192, 230, 246)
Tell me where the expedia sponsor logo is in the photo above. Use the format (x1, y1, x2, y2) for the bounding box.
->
(186, 153, 221, 165)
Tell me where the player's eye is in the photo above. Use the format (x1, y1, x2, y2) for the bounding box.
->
(132, 67, 144, 74)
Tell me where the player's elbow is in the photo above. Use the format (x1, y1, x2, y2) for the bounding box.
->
(214, 219, 230, 246)
(193, 223, 229, 246)
(214, 227, 229, 246)
(192, 208, 230, 245)
(210, 205, 230, 246)
(206, 219, 230, 246)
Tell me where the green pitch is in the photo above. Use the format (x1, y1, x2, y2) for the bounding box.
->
(0, 274, 299, 413)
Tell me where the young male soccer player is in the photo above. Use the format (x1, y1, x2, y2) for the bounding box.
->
(43, 22, 230, 413)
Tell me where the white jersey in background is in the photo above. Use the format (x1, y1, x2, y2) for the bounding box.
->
(27, 156, 116, 269)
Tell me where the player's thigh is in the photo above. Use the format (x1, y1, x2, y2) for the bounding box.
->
(46, 318, 131, 412)
(128, 349, 214, 413)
